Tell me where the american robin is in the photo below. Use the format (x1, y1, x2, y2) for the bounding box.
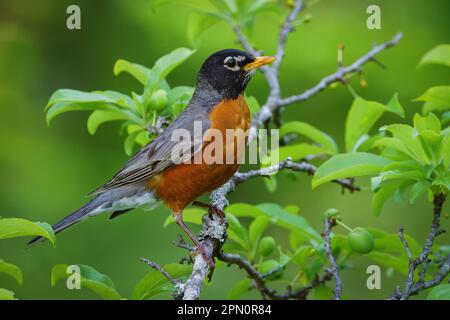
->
(29, 49, 275, 267)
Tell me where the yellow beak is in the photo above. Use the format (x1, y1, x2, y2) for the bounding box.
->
(243, 56, 276, 71)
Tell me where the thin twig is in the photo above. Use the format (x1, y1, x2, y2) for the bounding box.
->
(278, 32, 403, 107)
(173, 234, 195, 251)
(140, 258, 180, 286)
(323, 218, 342, 300)
(211, 158, 359, 211)
(273, 0, 304, 73)
(250, 32, 403, 138)
(231, 25, 276, 90)
(391, 193, 448, 300)
(219, 252, 331, 300)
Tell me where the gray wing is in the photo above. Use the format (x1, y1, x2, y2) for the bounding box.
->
(90, 105, 211, 196)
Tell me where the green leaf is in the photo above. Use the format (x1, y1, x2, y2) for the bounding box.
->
(423, 101, 450, 114)
(51, 264, 121, 300)
(284, 205, 300, 215)
(187, 12, 220, 45)
(135, 131, 151, 146)
(223, 0, 238, 13)
(385, 93, 405, 118)
(96, 90, 137, 110)
(45, 89, 117, 110)
(371, 181, 402, 216)
(414, 113, 441, 134)
(0, 218, 56, 246)
(146, 48, 195, 92)
(263, 143, 325, 167)
(227, 213, 250, 250)
(87, 110, 130, 135)
(46, 102, 117, 125)
(409, 180, 432, 204)
(247, 0, 280, 15)
(209, 0, 237, 13)
(44, 89, 135, 125)
(441, 111, 450, 126)
(289, 245, 315, 267)
(0, 288, 15, 300)
(249, 216, 270, 246)
(345, 97, 402, 152)
(153, 0, 217, 12)
(133, 263, 192, 300)
(124, 130, 144, 156)
(113, 59, 152, 85)
(442, 135, 450, 168)
(312, 152, 391, 189)
(280, 121, 338, 155)
(365, 227, 389, 239)
(355, 132, 385, 152)
(367, 252, 409, 276)
(374, 233, 421, 256)
(226, 203, 321, 243)
(419, 44, 450, 68)
(167, 86, 194, 105)
(416, 86, 450, 113)
(427, 284, 450, 300)
(246, 95, 261, 114)
(383, 124, 430, 164)
(376, 170, 424, 187)
(0, 259, 23, 285)
(373, 137, 417, 160)
(263, 175, 277, 192)
(432, 175, 450, 191)
(310, 284, 334, 300)
(227, 278, 251, 299)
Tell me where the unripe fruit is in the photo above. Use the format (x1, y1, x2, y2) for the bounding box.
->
(348, 227, 374, 254)
(323, 208, 341, 220)
(258, 236, 276, 257)
(259, 260, 283, 280)
(148, 89, 168, 111)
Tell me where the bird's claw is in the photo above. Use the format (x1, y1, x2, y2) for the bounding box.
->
(210, 205, 225, 219)
(192, 201, 225, 219)
(206, 256, 215, 282)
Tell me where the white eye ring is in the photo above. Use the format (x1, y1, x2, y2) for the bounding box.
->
(224, 56, 241, 71)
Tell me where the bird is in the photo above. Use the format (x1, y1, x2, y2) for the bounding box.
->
(28, 49, 275, 268)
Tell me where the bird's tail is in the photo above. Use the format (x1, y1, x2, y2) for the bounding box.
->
(27, 197, 105, 247)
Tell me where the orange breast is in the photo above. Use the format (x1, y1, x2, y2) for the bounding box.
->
(149, 96, 250, 212)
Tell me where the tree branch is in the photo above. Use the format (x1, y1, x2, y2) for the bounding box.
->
(273, 0, 303, 73)
(250, 32, 403, 137)
(278, 32, 403, 107)
(219, 252, 332, 300)
(231, 25, 277, 92)
(323, 217, 342, 300)
(391, 193, 448, 300)
(140, 258, 180, 286)
(179, 213, 227, 300)
(212, 158, 359, 211)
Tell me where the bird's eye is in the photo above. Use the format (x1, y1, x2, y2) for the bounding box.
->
(224, 56, 240, 71)
(225, 57, 235, 67)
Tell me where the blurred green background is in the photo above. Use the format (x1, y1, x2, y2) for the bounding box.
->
(0, 0, 449, 299)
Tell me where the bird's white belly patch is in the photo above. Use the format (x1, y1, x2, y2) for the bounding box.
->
(91, 191, 159, 215)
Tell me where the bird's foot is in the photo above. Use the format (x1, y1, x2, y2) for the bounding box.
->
(192, 201, 225, 219)
(210, 205, 225, 219)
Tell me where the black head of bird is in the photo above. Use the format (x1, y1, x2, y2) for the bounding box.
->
(195, 49, 276, 100)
